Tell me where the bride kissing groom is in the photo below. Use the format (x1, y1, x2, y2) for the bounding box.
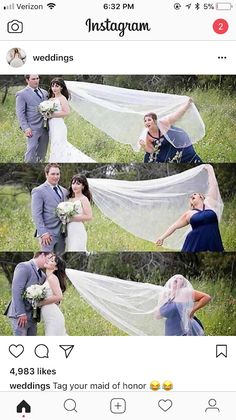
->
(5, 252, 67, 336)
(31, 163, 93, 254)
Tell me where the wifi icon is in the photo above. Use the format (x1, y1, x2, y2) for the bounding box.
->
(47, 2, 56, 9)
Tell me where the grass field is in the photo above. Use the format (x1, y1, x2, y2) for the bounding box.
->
(0, 185, 235, 252)
(0, 87, 235, 162)
(0, 272, 235, 336)
(0, 273, 125, 336)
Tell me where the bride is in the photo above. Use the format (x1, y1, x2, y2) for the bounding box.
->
(48, 78, 95, 163)
(66, 174, 93, 252)
(39, 254, 67, 335)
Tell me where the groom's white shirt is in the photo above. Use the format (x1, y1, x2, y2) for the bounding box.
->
(46, 181, 62, 197)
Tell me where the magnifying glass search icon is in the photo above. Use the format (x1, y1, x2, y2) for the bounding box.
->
(63, 398, 78, 412)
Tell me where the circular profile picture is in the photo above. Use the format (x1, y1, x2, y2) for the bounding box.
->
(6, 47, 26, 68)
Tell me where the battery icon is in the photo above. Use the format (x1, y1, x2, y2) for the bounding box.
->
(216, 2, 233, 10)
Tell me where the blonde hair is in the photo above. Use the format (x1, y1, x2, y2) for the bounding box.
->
(190, 193, 205, 208)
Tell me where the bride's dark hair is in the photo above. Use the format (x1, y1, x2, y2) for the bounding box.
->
(48, 78, 70, 100)
(68, 174, 92, 202)
(53, 255, 67, 293)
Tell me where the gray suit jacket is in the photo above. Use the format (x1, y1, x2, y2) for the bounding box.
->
(31, 182, 68, 237)
(16, 86, 48, 132)
(5, 260, 46, 319)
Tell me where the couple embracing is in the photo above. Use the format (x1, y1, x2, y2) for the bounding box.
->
(5, 252, 67, 336)
(31, 163, 93, 253)
(16, 75, 95, 163)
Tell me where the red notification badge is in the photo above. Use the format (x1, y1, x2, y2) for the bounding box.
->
(213, 19, 229, 34)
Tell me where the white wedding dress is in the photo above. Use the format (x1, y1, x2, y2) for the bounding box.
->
(48, 98, 95, 163)
(41, 280, 67, 336)
(66, 200, 88, 252)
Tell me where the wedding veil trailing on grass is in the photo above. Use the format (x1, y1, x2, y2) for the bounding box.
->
(88, 165, 223, 250)
(65, 81, 205, 150)
(155, 274, 204, 336)
(66, 268, 165, 335)
(66, 270, 204, 336)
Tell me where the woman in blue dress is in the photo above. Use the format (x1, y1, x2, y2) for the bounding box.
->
(139, 98, 203, 163)
(155, 275, 211, 336)
(155, 165, 224, 252)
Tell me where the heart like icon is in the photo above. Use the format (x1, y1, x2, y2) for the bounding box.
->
(9, 344, 24, 358)
(158, 399, 173, 412)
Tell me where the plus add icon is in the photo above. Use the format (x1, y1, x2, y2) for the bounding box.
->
(110, 398, 126, 414)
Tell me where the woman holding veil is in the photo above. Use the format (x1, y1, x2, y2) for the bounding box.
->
(66, 82, 205, 158)
(66, 269, 211, 336)
(139, 98, 203, 163)
(39, 254, 67, 336)
(155, 165, 224, 251)
(155, 275, 211, 336)
(47, 78, 95, 163)
(66, 174, 93, 252)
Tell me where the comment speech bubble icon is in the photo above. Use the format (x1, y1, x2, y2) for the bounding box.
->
(34, 344, 49, 358)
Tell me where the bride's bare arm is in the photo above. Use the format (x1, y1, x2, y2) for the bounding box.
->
(52, 95, 70, 118)
(155, 212, 189, 246)
(71, 197, 93, 222)
(39, 275, 63, 306)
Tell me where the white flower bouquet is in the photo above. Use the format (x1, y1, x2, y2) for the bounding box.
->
(38, 100, 57, 128)
(55, 201, 80, 235)
(23, 284, 47, 319)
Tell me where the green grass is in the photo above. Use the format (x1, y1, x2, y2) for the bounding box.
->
(0, 272, 125, 336)
(0, 186, 158, 252)
(1, 272, 235, 336)
(0, 88, 235, 162)
(190, 278, 236, 336)
(0, 273, 12, 335)
(0, 185, 235, 252)
(0, 90, 141, 163)
(192, 89, 236, 162)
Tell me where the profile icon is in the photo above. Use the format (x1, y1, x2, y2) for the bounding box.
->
(205, 398, 220, 413)
(6, 47, 26, 68)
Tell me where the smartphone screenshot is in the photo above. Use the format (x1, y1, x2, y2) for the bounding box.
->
(0, 1, 235, 419)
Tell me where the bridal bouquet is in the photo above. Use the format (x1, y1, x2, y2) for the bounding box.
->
(38, 100, 57, 128)
(23, 284, 47, 319)
(55, 201, 80, 235)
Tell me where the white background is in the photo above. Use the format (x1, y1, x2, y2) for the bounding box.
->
(0, 2, 235, 419)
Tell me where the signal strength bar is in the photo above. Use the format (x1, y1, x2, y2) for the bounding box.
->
(3, 3, 15, 9)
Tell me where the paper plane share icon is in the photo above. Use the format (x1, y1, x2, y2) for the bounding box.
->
(59, 345, 75, 358)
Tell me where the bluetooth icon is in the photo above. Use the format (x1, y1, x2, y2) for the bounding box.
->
(195, 2, 200, 9)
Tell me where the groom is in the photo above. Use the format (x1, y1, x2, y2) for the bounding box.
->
(31, 163, 68, 254)
(16, 74, 49, 163)
(5, 252, 50, 336)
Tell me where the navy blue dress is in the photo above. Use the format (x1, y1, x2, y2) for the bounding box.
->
(160, 300, 204, 336)
(182, 207, 224, 252)
(143, 127, 202, 164)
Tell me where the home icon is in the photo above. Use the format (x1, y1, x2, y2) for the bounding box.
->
(16, 400, 31, 413)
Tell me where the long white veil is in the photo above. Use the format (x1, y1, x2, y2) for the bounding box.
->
(88, 165, 223, 250)
(155, 274, 204, 336)
(65, 81, 205, 150)
(66, 270, 204, 336)
(66, 268, 164, 335)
